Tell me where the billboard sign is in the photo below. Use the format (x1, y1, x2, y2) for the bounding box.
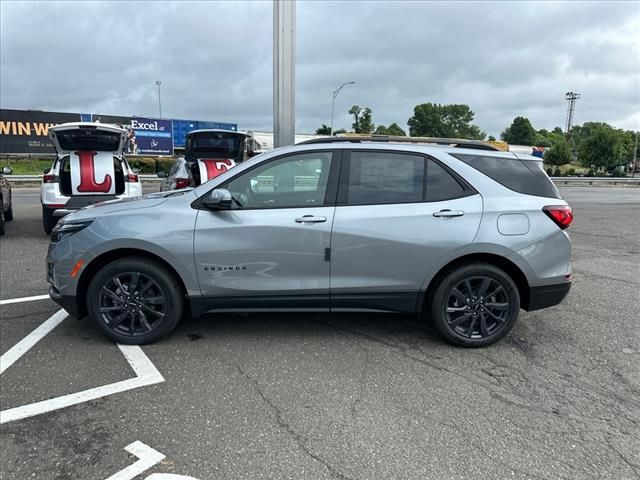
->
(0, 109, 81, 154)
(129, 117, 173, 155)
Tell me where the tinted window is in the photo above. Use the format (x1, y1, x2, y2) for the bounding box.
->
(426, 159, 466, 201)
(451, 153, 560, 199)
(224, 152, 332, 209)
(346, 152, 424, 205)
(56, 129, 121, 151)
(189, 132, 243, 158)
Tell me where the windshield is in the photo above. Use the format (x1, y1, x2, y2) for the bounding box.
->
(55, 129, 122, 152)
(189, 132, 243, 157)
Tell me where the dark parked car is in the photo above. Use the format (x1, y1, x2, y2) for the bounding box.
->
(0, 166, 14, 235)
(159, 130, 252, 190)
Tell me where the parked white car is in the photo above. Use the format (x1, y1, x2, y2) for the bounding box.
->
(41, 122, 142, 233)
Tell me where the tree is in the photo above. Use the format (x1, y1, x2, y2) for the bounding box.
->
(543, 138, 573, 166)
(315, 124, 331, 135)
(349, 105, 374, 134)
(487, 135, 496, 141)
(374, 123, 406, 136)
(407, 103, 485, 139)
(577, 124, 626, 172)
(501, 117, 536, 145)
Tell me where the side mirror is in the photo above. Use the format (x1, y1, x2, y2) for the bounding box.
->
(157, 171, 167, 178)
(202, 188, 232, 210)
(2, 166, 12, 175)
(43, 167, 51, 174)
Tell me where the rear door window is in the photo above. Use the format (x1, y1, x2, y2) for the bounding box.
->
(342, 151, 424, 205)
(451, 153, 560, 198)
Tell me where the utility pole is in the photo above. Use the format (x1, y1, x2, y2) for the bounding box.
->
(273, 0, 295, 148)
(155, 80, 162, 118)
(330, 81, 355, 136)
(564, 92, 581, 135)
(632, 129, 638, 177)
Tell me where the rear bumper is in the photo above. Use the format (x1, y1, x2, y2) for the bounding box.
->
(49, 285, 80, 318)
(526, 282, 571, 311)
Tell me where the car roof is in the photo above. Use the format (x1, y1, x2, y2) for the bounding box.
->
(285, 141, 520, 159)
(187, 129, 247, 137)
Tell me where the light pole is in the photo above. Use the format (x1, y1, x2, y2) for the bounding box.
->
(330, 81, 355, 136)
(155, 80, 162, 118)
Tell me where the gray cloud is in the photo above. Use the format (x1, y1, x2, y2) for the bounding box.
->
(1, 0, 638, 137)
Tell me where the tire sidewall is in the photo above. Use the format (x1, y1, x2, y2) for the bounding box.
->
(431, 264, 520, 348)
(87, 258, 184, 344)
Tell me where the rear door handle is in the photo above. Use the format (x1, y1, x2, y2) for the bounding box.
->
(433, 209, 465, 218)
(295, 215, 327, 223)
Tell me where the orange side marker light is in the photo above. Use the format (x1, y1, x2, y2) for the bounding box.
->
(70, 260, 85, 278)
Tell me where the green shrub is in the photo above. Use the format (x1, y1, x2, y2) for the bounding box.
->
(546, 167, 553, 176)
(553, 167, 562, 177)
(567, 168, 576, 176)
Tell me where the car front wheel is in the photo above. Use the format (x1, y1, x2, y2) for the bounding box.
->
(86, 257, 184, 344)
(430, 263, 520, 348)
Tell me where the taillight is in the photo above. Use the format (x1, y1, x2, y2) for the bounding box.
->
(175, 178, 191, 189)
(43, 174, 57, 183)
(543, 205, 573, 230)
(126, 173, 139, 182)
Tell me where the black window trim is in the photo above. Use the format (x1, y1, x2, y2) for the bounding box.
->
(193, 148, 343, 211)
(336, 149, 477, 207)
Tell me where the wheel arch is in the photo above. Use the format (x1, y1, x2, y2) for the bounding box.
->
(419, 253, 530, 315)
(75, 248, 191, 319)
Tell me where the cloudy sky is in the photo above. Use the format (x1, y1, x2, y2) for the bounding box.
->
(1, 1, 639, 137)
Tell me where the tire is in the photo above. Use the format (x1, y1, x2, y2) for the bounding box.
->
(86, 257, 184, 344)
(0, 205, 5, 235)
(42, 207, 57, 234)
(430, 263, 520, 348)
(4, 201, 12, 221)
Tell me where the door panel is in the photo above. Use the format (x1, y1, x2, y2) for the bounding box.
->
(330, 196, 483, 309)
(193, 150, 338, 311)
(330, 150, 482, 312)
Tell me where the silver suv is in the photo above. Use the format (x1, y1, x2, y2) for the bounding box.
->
(47, 138, 572, 347)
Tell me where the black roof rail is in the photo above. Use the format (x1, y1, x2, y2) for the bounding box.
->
(297, 135, 499, 151)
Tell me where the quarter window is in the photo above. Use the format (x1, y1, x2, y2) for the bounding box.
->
(224, 152, 333, 209)
(345, 152, 424, 205)
(426, 159, 466, 201)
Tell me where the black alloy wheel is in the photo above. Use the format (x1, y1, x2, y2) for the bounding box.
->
(98, 272, 167, 337)
(445, 276, 510, 339)
(87, 257, 184, 344)
(430, 263, 520, 347)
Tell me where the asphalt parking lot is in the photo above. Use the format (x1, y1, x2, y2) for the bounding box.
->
(1, 186, 639, 480)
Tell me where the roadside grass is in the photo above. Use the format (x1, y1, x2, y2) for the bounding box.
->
(3, 158, 53, 175)
(2, 156, 176, 175)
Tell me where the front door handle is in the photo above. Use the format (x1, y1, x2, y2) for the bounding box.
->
(295, 215, 327, 223)
(433, 209, 465, 218)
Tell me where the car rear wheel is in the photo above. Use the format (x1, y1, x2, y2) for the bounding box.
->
(86, 257, 184, 344)
(430, 263, 520, 348)
(42, 207, 57, 234)
(0, 204, 5, 235)
(4, 203, 12, 221)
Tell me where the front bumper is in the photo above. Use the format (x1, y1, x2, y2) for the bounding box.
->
(526, 282, 571, 311)
(49, 284, 80, 318)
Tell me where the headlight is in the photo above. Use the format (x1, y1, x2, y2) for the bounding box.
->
(51, 221, 92, 243)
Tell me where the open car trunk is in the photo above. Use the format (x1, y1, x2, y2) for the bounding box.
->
(185, 130, 248, 185)
(49, 123, 127, 199)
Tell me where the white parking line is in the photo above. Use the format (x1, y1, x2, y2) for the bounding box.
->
(0, 309, 165, 424)
(0, 309, 68, 374)
(0, 294, 51, 306)
(105, 441, 166, 480)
